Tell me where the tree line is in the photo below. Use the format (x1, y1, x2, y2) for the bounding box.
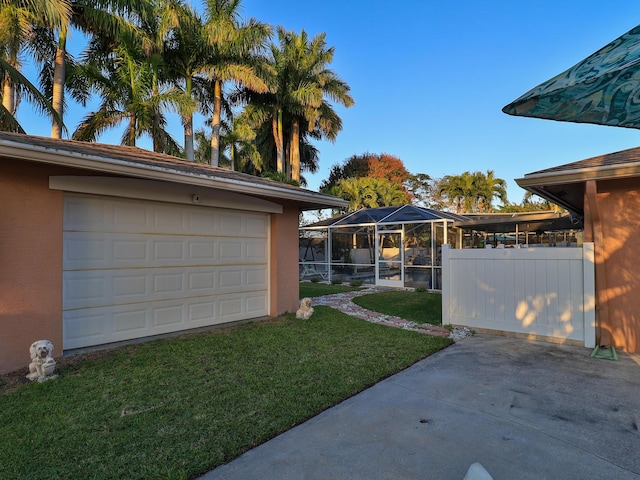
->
(1, 0, 354, 184)
(1, 1, 556, 212)
(319, 152, 556, 215)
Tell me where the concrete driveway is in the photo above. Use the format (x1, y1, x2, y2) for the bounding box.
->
(199, 335, 640, 480)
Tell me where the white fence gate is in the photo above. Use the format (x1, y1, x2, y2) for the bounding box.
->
(442, 243, 595, 347)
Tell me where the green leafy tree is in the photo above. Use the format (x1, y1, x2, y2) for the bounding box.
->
(244, 27, 353, 182)
(404, 173, 434, 207)
(72, 39, 181, 154)
(321, 153, 372, 190)
(201, 0, 271, 166)
(0, 0, 68, 132)
(40, 0, 153, 138)
(330, 177, 407, 212)
(499, 192, 562, 213)
(440, 171, 473, 213)
(221, 111, 263, 172)
(162, 0, 204, 160)
(475, 169, 507, 212)
(321, 152, 410, 202)
(438, 170, 508, 213)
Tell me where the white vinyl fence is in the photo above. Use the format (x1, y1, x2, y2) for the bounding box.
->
(442, 243, 595, 347)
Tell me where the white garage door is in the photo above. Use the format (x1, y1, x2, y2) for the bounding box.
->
(62, 194, 269, 349)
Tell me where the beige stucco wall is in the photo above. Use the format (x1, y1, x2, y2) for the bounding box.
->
(269, 203, 300, 316)
(0, 156, 306, 375)
(0, 159, 64, 374)
(585, 178, 640, 353)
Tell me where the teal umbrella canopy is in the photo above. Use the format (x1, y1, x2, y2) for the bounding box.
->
(503, 25, 640, 128)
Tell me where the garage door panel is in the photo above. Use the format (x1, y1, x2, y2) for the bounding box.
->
(114, 203, 151, 229)
(247, 268, 267, 286)
(64, 265, 268, 309)
(114, 239, 149, 262)
(246, 241, 267, 260)
(64, 293, 268, 349)
(65, 275, 106, 304)
(246, 215, 268, 235)
(63, 194, 269, 350)
(65, 195, 268, 238)
(114, 309, 148, 333)
(65, 237, 107, 263)
(188, 271, 215, 291)
(64, 232, 267, 270)
(246, 294, 268, 314)
(154, 240, 185, 261)
(153, 304, 185, 327)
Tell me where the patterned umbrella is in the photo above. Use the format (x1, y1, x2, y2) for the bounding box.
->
(503, 25, 640, 128)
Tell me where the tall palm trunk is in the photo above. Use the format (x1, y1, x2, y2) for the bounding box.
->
(127, 114, 137, 146)
(210, 79, 222, 166)
(151, 71, 161, 153)
(2, 50, 19, 116)
(51, 32, 66, 138)
(290, 117, 300, 182)
(2, 74, 15, 115)
(272, 107, 284, 173)
(183, 75, 194, 161)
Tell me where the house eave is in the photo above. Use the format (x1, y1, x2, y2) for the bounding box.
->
(516, 162, 640, 188)
(0, 137, 348, 210)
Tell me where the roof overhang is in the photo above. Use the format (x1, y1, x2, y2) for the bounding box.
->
(0, 132, 348, 211)
(516, 156, 640, 216)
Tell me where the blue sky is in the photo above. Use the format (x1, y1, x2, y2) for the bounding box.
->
(16, 0, 640, 203)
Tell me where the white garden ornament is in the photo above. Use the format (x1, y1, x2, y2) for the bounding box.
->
(26, 340, 57, 382)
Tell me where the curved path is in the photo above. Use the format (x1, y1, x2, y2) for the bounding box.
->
(310, 287, 452, 338)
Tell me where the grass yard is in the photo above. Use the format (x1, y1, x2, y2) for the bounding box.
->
(298, 281, 363, 298)
(0, 307, 452, 480)
(353, 290, 443, 326)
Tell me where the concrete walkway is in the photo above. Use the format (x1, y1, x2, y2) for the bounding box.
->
(199, 335, 640, 480)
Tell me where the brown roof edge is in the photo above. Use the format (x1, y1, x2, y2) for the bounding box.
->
(516, 162, 640, 188)
(0, 131, 347, 211)
(518, 144, 640, 187)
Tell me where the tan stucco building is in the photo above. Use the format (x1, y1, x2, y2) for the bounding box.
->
(0, 132, 346, 375)
(517, 147, 640, 353)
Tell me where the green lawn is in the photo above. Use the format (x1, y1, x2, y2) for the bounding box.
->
(353, 290, 443, 326)
(0, 307, 451, 480)
(299, 281, 363, 298)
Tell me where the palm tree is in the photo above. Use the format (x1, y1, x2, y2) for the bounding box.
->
(330, 177, 377, 211)
(0, 0, 69, 132)
(438, 172, 476, 213)
(374, 177, 410, 206)
(475, 170, 507, 212)
(72, 40, 181, 153)
(164, 2, 204, 161)
(438, 170, 508, 213)
(266, 27, 354, 182)
(330, 177, 405, 212)
(0, 58, 58, 131)
(201, 0, 271, 166)
(47, 0, 153, 138)
(221, 111, 263, 172)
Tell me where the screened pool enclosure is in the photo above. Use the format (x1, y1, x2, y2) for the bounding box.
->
(299, 205, 467, 290)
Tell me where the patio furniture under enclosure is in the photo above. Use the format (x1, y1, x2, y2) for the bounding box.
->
(299, 205, 466, 290)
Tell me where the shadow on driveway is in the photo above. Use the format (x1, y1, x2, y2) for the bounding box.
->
(201, 335, 640, 480)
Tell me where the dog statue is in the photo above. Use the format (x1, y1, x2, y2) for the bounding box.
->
(26, 340, 57, 382)
(296, 297, 314, 319)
